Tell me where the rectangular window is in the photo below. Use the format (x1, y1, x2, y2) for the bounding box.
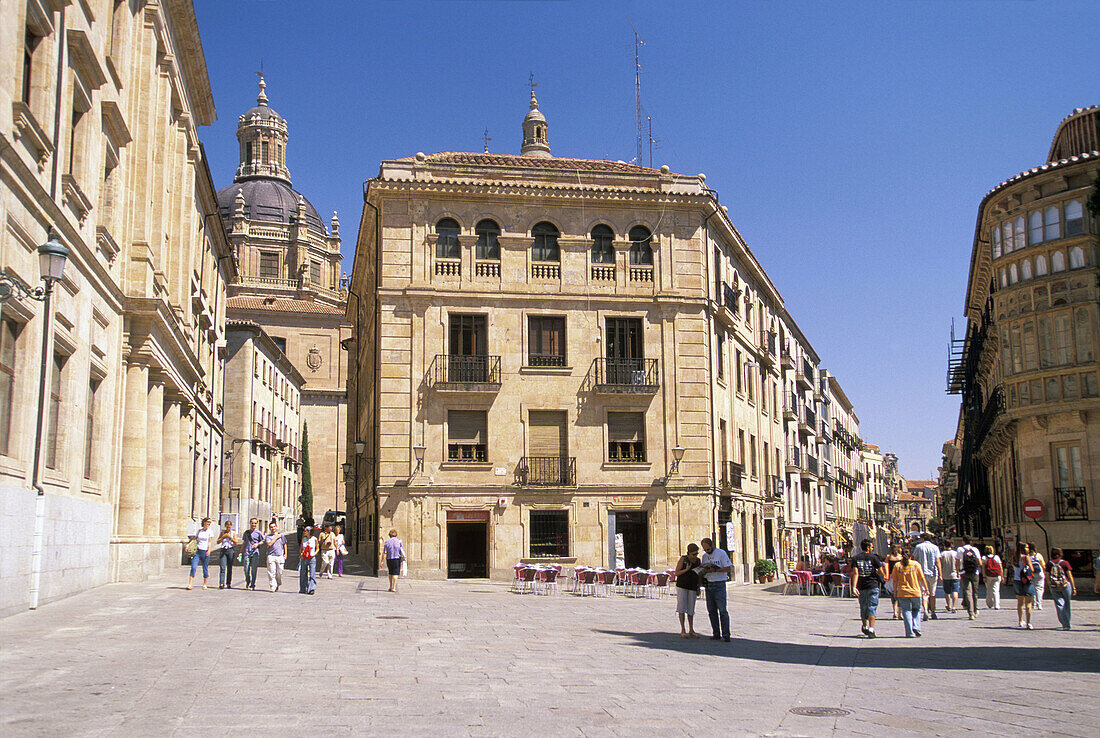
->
(1054, 313, 1072, 365)
(0, 319, 22, 456)
(528, 410, 567, 457)
(1052, 442, 1083, 489)
(530, 510, 569, 558)
(749, 435, 757, 477)
(1064, 200, 1084, 236)
(528, 316, 565, 366)
(84, 376, 101, 480)
(447, 410, 487, 462)
(309, 260, 322, 287)
(1022, 321, 1037, 371)
(68, 106, 85, 175)
(716, 331, 724, 380)
(272, 336, 287, 355)
(261, 140, 269, 161)
(22, 29, 40, 105)
(735, 350, 743, 392)
(738, 429, 746, 466)
(45, 352, 68, 469)
(608, 411, 646, 462)
(259, 251, 280, 279)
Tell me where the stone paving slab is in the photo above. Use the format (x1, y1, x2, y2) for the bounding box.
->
(1, 562, 1098, 737)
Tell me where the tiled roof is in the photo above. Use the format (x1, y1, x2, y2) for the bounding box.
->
(984, 150, 1099, 198)
(906, 480, 937, 489)
(404, 152, 670, 176)
(227, 296, 344, 316)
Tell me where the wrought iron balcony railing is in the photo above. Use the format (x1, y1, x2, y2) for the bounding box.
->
(806, 454, 819, 477)
(429, 354, 502, 391)
(721, 461, 744, 490)
(1055, 486, 1087, 520)
(516, 456, 576, 487)
(723, 283, 741, 312)
(592, 357, 659, 393)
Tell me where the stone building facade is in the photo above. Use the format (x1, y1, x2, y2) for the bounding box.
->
(1, 0, 232, 615)
(346, 94, 863, 581)
(216, 80, 347, 519)
(222, 320, 302, 526)
(950, 106, 1099, 580)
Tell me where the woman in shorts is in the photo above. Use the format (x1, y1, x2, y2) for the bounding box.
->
(673, 543, 702, 638)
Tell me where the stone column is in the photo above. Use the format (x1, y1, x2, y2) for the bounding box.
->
(143, 377, 164, 535)
(117, 362, 149, 536)
(160, 395, 181, 537)
(178, 403, 194, 536)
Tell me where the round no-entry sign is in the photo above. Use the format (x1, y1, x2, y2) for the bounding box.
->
(1023, 498, 1044, 519)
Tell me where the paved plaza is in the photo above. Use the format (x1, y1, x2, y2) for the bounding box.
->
(2, 559, 1098, 737)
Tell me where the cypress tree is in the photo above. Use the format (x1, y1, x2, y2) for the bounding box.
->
(299, 422, 313, 519)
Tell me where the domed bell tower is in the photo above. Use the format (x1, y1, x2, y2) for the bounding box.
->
(235, 76, 291, 183)
(520, 90, 551, 158)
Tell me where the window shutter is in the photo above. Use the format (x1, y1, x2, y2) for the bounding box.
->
(448, 410, 486, 445)
(528, 410, 566, 456)
(607, 412, 644, 443)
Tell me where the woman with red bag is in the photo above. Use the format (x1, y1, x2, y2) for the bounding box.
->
(299, 526, 318, 595)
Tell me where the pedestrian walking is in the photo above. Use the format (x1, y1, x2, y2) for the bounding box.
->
(890, 548, 930, 638)
(982, 545, 1003, 610)
(334, 524, 347, 577)
(1028, 542, 1046, 610)
(673, 543, 702, 639)
(382, 529, 405, 592)
(939, 543, 960, 614)
(1094, 552, 1100, 596)
(699, 537, 732, 642)
(913, 534, 941, 620)
(187, 517, 216, 590)
(885, 544, 903, 619)
(216, 520, 239, 589)
(264, 521, 287, 592)
(956, 536, 982, 619)
(318, 523, 337, 579)
(1012, 542, 1039, 629)
(295, 515, 305, 547)
(1047, 548, 1075, 630)
(241, 518, 265, 591)
(299, 526, 318, 595)
(850, 539, 887, 638)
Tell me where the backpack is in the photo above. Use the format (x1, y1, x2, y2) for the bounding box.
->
(1047, 561, 1069, 589)
(1018, 557, 1037, 586)
(962, 548, 980, 574)
(984, 557, 1002, 577)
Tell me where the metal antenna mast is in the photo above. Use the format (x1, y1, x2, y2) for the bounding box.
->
(632, 23, 644, 165)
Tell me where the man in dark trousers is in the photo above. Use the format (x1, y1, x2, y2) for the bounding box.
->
(851, 538, 888, 638)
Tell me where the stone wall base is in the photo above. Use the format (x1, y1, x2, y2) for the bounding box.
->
(109, 538, 186, 584)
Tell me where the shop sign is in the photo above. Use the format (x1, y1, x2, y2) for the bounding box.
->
(612, 495, 646, 506)
(446, 510, 490, 522)
(763, 504, 777, 519)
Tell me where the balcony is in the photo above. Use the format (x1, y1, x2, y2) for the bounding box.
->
(805, 454, 819, 478)
(857, 508, 873, 525)
(1055, 487, 1088, 521)
(795, 368, 812, 390)
(785, 446, 801, 473)
(721, 461, 744, 491)
(758, 331, 776, 365)
(780, 346, 794, 370)
(252, 422, 277, 449)
(798, 406, 816, 437)
(429, 354, 502, 393)
(592, 357, 659, 394)
(516, 456, 576, 487)
(722, 283, 741, 313)
(783, 392, 798, 421)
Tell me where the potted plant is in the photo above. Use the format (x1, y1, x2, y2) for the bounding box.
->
(754, 558, 777, 584)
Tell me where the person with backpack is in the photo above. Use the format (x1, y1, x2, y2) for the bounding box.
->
(1047, 548, 1076, 630)
(1028, 542, 1046, 610)
(956, 536, 983, 620)
(1012, 542, 1039, 629)
(981, 545, 1003, 610)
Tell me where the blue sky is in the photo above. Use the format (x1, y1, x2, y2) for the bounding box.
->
(193, 0, 1098, 480)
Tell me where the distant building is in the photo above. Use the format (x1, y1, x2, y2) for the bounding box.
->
(898, 481, 937, 534)
(948, 106, 1098, 578)
(216, 79, 348, 519)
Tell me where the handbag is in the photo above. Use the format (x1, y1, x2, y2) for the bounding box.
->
(339, 545, 348, 556)
(185, 539, 198, 556)
(400, 559, 408, 577)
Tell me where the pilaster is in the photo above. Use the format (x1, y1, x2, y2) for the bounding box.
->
(160, 394, 182, 537)
(144, 376, 165, 534)
(117, 361, 149, 535)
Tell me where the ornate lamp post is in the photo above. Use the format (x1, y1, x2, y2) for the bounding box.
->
(0, 231, 69, 610)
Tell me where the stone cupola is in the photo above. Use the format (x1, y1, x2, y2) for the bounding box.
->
(520, 90, 551, 158)
(234, 76, 291, 183)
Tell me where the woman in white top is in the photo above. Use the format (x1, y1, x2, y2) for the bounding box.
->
(981, 546, 1002, 610)
(1028, 542, 1046, 610)
(334, 524, 347, 577)
(187, 518, 216, 590)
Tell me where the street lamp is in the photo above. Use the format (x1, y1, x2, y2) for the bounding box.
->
(341, 461, 353, 483)
(669, 444, 686, 474)
(1, 231, 69, 612)
(412, 443, 426, 473)
(354, 440, 366, 456)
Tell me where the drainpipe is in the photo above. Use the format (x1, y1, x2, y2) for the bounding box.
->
(702, 195, 722, 549)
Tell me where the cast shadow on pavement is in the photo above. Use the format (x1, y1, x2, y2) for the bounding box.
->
(593, 630, 1100, 673)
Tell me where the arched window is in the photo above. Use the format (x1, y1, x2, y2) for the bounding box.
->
(991, 226, 1001, 258)
(1044, 206, 1061, 241)
(475, 219, 500, 260)
(1021, 259, 1032, 281)
(1029, 211, 1043, 244)
(1008, 263, 1018, 284)
(1046, 378, 1060, 402)
(1064, 200, 1084, 236)
(628, 226, 653, 265)
(591, 224, 614, 264)
(1069, 246, 1085, 269)
(1035, 254, 1048, 276)
(999, 268, 1007, 288)
(1013, 216, 1025, 251)
(435, 218, 460, 259)
(1002, 221, 1014, 252)
(1075, 308, 1094, 364)
(1051, 251, 1066, 272)
(531, 221, 559, 262)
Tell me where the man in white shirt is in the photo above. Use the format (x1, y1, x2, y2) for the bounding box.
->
(956, 536, 983, 620)
(939, 545, 960, 614)
(913, 534, 942, 620)
(700, 537, 732, 642)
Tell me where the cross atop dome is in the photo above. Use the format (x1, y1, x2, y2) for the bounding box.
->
(521, 81, 551, 158)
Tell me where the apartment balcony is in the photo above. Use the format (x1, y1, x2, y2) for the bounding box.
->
(758, 331, 777, 366)
(428, 354, 502, 392)
(251, 422, 279, 449)
(785, 446, 802, 473)
(798, 406, 817, 437)
(722, 283, 741, 314)
(857, 508, 873, 525)
(592, 357, 659, 394)
(516, 456, 576, 487)
(783, 392, 798, 421)
(720, 461, 745, 491)
(795, 369, 812, 390)
(1055, 487, 1088, 521)
(780, 346, 794, 370)
(805, 454, 819, 478)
